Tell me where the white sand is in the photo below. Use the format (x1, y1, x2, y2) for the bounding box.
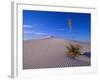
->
(23, 38, 90, 69)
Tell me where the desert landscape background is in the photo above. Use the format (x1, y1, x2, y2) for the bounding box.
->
(23, 10, 91, 69)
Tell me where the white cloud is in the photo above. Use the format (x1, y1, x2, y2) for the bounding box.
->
(23, 25, 32, 28)
(34, 32, 47, 35)
(24, 31, 33, 34)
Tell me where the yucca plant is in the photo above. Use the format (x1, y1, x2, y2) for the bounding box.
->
(66, 44, 81, 58)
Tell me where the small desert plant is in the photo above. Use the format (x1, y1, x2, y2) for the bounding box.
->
(66, 44, 81, 58)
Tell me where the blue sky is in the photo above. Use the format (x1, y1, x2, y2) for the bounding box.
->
(23, 10, 91, 42)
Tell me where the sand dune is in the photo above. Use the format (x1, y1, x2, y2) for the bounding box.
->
(23, 38, 90, 69)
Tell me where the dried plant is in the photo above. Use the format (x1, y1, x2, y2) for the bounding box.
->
(66, 44, 81, 58)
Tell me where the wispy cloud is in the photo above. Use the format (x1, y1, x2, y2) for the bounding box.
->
(24, 31, 47, 35)
(24, 31, 33, 34)
(23, 25, 32, 28)
(34, 32, 47, 35)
